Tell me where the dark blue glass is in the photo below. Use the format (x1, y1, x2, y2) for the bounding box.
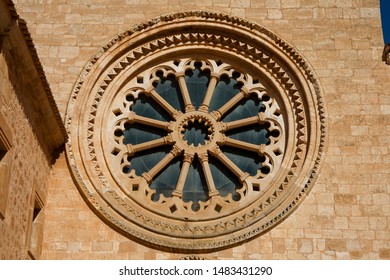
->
(150, 157, 181, 201)
(209, 156, 240, 198)
(222, 95, 265, 122)
(185, 65, 210, 109)
(182, 159, 208, 205)
(129, 146, 170, 176)
(131, 94, 171, 121)
(208, 75, 240, 112)
(226, 124, 269, 145)
(154, 75, 184, 112)
(221, 146, 262, 176)
(123, 123, 167, 145)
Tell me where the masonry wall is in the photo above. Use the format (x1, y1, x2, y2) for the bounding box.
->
(0, 2, 52, 259)
(13, 0, 390, 259)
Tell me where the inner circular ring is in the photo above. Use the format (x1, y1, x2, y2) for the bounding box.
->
(174, 111, 220, 154)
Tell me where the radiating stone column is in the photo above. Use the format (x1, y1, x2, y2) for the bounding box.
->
(209, 147, 249, 183)
(172, 152, 194, 198)
(198, 153, 219, 197)
(210, 88, 250, 120)
(199, 74, 219, 112)
(145, 89, 182, 119)
(127, 135, 174, 157)
(176, 73, 195, 112)
(142, 145, 182, 183)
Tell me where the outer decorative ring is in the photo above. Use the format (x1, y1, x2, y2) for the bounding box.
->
(65, 11, 326, 251)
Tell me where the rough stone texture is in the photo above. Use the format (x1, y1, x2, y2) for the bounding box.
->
(0, 0, 65, 260)
(0, 16, 50, 261)
(0, 79, 50, 259)
(11, 0, 390, 259)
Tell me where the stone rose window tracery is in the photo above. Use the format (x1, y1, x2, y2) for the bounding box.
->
(109, 59, 283, 215)
(66, 12, 326, 251)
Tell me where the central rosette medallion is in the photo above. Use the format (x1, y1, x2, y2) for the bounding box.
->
(181, 113, 213, 147)
(175, 111, 218, 153)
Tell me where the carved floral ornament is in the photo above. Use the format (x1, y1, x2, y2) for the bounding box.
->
(65, 11, 326, 251)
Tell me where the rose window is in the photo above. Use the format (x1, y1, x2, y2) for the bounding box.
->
(66, 12, 326, 251)
(110, 59, 283, 214)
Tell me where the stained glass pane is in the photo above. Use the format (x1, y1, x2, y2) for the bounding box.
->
(150, 157, 181, 200)
(182, 159, 208, 204)
(131, 95, 171, 121)
(208, 75, 240, 112)
(123, 123, 167, 145)
(209, 156, 239, 198)
(222, 146, 261, 176)
(226, 124, 269, 145)
(129, 146, 170, 176)
(154, 75, 184, 112)
(185, 66, 209, 109)
(222, 95, 265, 122)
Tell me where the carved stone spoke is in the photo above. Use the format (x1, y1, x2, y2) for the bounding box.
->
(142, 145, 182, 183)
(145, 89, 182, 119)
(209, 147, 249, 183)
(222, 112, 267, 131)
(199, 74, 219, 113)
(198, 153, 219, 197)
(126, 135, 174, 157)
(127, 112, 172, 131)
(172, 153, 194, 198)
(177, 74, 195, 112)
(219, 136, 267, 156)
(210, 89, 249, 121)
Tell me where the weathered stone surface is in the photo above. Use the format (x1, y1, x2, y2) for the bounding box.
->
(2, 0, 389, 259)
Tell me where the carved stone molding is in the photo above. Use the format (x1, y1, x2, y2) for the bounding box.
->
(65, 11, 326, 251)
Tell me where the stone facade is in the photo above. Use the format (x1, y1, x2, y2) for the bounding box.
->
(2, 0, 389, 259)
(0, 0, 65, 259)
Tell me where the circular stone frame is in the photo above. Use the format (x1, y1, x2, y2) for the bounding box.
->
(65, 11, 326, 251)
